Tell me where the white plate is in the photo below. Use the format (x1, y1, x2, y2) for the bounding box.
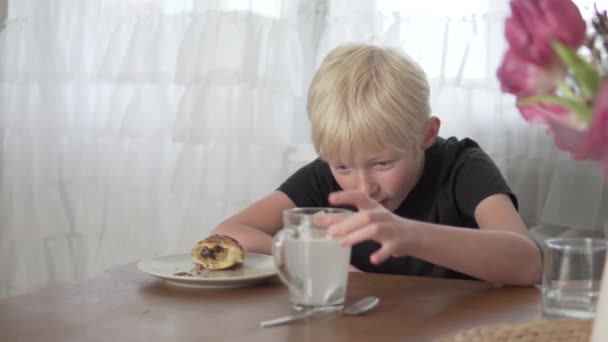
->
(137, 253, 277, 289)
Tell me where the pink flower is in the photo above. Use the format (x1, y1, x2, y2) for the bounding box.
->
(518, 103, 569, 124)
(497, 49, 566, 98)
(542, 79, 608, 177)
(576, 80, 608, 163)
(497, 1, 608, 179)
(505, 0, 586, 65)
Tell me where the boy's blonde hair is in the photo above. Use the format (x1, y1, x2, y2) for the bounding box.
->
(307, 43, 431, 162)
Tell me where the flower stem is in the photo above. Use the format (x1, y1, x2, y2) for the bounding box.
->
(559, 81, 579, 100)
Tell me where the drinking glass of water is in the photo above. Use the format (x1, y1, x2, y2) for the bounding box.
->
(273, 207, 353, 311)
(542, 237, 608, 319)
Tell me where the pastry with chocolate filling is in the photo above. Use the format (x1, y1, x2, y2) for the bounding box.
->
(191, 234, 244, 270)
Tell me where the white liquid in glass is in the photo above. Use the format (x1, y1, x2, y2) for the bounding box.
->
(285, 237, 350, 308)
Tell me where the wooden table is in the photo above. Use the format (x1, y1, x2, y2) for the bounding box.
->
(0, 263, 541, 341)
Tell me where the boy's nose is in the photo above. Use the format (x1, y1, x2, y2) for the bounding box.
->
(356, 173, 379, 197)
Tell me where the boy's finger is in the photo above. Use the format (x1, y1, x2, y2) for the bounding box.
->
(336, 223, 380, 246)
(328, 191, 378, 210)
(329, 210, 382, 238)
(370, 245, 392, 265)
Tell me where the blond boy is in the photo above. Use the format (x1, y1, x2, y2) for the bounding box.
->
(212, 43, 541, 285)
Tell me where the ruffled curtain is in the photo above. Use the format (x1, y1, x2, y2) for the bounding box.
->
(0, 0, 310, 297)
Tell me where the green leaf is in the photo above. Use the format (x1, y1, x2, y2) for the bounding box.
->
(552, 41, 602, 98)
(518, 95, 592, 123)
(558, 80, 578, 101)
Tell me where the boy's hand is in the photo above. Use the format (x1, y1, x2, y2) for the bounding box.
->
(323, 190, 418, 265)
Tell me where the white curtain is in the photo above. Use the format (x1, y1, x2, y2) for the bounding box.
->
(1, 0, 605, 299)
(0, 0, 312, 298)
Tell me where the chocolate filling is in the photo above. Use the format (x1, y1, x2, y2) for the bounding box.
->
(200, 245, 224, 260)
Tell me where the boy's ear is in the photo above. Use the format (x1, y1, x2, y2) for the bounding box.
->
(421, 116, 440, 150)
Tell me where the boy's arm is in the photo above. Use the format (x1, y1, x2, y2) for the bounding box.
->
(409, 193, 541, 285)
(210, 191, 296, 255)
(326, 191, 542, 286)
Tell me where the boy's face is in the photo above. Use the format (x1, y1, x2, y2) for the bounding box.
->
(326, 146, 423, 212)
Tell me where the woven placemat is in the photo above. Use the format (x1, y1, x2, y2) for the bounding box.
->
(434, 319, 592, 342)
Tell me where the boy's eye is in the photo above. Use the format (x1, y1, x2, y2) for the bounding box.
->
(332, 164, 350, 172)
(373, 160, 393, 169)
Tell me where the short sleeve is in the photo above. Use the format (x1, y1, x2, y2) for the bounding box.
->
(277, 158, 338, 207)
(453, 146, 518, 218)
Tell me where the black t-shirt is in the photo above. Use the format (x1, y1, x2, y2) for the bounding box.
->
(277, 137, 517, 280)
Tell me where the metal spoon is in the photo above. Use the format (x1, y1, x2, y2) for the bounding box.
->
(259, 296, 380, 328)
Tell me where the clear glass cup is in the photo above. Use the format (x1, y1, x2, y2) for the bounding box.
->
(273, 207, 353, 311)
(542, 237, 608, 319)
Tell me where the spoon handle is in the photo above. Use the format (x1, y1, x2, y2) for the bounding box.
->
(259, 307, 338, 328)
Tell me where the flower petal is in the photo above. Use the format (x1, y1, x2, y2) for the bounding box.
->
(505, 0, 586, 65)
(575, 79, 608, 160)
(518, 103, 569, 124)
(497, 49, 564, 98)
